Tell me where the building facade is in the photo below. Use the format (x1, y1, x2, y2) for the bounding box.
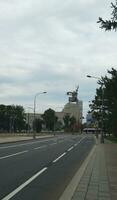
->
(25, 87, 83, 131)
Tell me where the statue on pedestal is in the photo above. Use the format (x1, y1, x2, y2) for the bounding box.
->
(67, 86, 79, 103)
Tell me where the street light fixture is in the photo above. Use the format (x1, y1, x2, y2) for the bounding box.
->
(33, 92, 47, 139)
(87, 75, 104, 143)
(87, 75, 100, 79)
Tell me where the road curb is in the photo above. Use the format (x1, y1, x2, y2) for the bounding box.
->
(0, 136, 54, 145)
(59, 144, 97, 200)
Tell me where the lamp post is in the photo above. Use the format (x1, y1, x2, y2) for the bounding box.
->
(53, 106, 63, 136)
(25, 107, 33, 133)
(87, 75, 104, 143)
(33, 92, 47, 139)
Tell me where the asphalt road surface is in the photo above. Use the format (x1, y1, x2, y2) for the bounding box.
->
(0, 134, 95, 200)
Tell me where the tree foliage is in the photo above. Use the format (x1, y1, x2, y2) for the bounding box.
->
(89, 68, 117, 137)
(63, 114, 70, 131)
(33, 118, 42, 133)
(97, 0, 117, 31)
(42, 108, 57, 131)
(63, 114, 77, 132)
(0, 104, 26, 133)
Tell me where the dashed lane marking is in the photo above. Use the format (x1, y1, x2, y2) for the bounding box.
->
(1, 135, 88, 199)
(53, 152, 66, 163)
(67, 147, 74, 152)
(49, 143, 57, 146)
(0, 150, 28, 160)
(34, 145, 47, 150)
(2, 167, 47, 200)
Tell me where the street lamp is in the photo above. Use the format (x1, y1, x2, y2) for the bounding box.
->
(25, 107, 33, 134)
(53, 106, 63, 136)
(33, 92, 47, 139)
(87, 75, 104, 143)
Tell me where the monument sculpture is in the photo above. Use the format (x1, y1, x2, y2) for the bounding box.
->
(67, 86, 79, 103)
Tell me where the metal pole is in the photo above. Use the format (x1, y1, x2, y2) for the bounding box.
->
(27, 112, 30, 133)
(100, 85, 104, 143)
(33, 94, 36, 139)
(33, 92, 47, 139)
(87, 75, 104, 143)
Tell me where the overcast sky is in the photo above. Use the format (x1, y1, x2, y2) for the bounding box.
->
(0, 0, 117, 118)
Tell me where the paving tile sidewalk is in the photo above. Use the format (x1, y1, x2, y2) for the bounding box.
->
(72, 141, 117, 200)
(104, 144, 117, 200)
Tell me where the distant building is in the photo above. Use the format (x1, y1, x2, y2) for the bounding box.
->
(63, 101, 83, 123)
(56, 86, 83, 126)
(55, 111, 64, 124)
(86, 112, 94, 126)
(25, 113, 42, 132)
(25, 86, 83, 131)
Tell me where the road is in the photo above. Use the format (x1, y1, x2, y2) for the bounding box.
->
(0, 134, 95, 200)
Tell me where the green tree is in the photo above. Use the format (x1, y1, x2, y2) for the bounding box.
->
(33, 118, 42, 133)
(89, 68, 117, 137)
(69, 116, 76, 132)
(104, 68, 117, 136)
(0, 104, 26, 133)
(63, 114, 77, 132)
(97, 0, 117, 31)
(14, 105, 26, 132)
(0, 105, 7, 132)
(63, 114, 70, 132)
(42, 108, 57, 131)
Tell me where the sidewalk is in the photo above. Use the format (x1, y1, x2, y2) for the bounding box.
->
(71, 139, 117, 200)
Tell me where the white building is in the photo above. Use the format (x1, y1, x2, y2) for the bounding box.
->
(25, 113, 42, 131)
(25, 87, 83, 130)
(63, 101, 83, 123)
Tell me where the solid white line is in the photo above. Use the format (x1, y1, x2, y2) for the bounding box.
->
(0, 150, 28, 160)
(53, 152, 66, 163)
(67, 147, 74, 152)
(2, 167, 47, 200)
(34, 145, 47, 150)
(0, 139, 52, 149)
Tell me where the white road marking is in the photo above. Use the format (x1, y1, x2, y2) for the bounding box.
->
(67, 147, 74, 152)
(0, 150, 28, 160)
(49, 142, 57, 146)
(1, 135, 88, 199)
(77, 136, 86, 144)
(53, 152, 66, 163)
(34, 145, 47, 150)
(67, 136, 86, 152)
(2, 167, 47, 200)
(58, 140, 64, 143)
(53, 136, 86, 163)
(0, 139, 53, 149)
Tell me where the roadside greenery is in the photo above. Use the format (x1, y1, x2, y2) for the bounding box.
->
(89, 68, 117, 138)
(42, 108, 58, 131)
(105, 135, 117, 143)
(0, 105, 26, 133)
(63, 114, 80, 132)
(97, 0, 117, 31)
(33, 118, 42, 133)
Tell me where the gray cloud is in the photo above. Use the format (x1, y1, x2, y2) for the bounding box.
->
(0, 0, 116, 117)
